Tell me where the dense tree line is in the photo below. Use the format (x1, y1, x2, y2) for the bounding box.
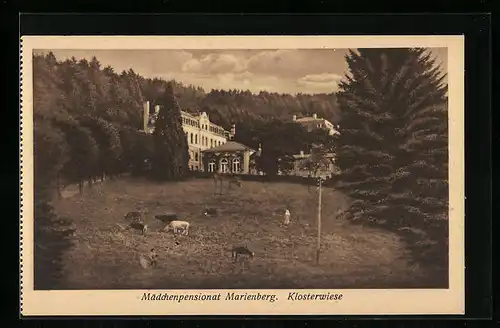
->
(33, 53, 189, 200)
(334, 48, 449, 275)
(34, 51, 341, 196)
(142, 79, 341, 132)
(33, 53, 190, 287)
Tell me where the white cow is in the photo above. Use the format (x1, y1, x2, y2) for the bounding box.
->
(164, 220, 190, 235)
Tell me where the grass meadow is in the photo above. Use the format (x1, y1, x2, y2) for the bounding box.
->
(46, 177, 440, 289)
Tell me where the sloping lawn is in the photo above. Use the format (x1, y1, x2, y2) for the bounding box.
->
(49, 177, 434, 289)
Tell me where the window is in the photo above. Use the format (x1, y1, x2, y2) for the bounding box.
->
(210, 139, 213, 147)
(195, 152, 199, 161)
(220, 158, 229, 173)
(232, 158, 241, 173)
(208, 159, 216, 173)
(195, 134, 198, 144)
(190, 133, 193, 144)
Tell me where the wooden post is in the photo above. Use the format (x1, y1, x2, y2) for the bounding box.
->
(316, 177, 322, 265)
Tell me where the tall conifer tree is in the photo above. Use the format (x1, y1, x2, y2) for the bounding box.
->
(152, 82, 189, 180)
(335, 48, 448, 267)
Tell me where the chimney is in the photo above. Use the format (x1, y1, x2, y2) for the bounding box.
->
(230, 123, 236, 139)
(292, 114, 297, 121)
(313, 113, 317, 119)
(143, 101, 150, 132)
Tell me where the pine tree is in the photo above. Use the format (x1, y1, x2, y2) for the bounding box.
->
(335, 48, 448, 268)
(152, 82, 189, 180)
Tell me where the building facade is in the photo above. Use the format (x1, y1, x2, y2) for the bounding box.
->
(292, 113, 339, 136)
(201, 141, 259, 175)
(143, 101, 234, 171)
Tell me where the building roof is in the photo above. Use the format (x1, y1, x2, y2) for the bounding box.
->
(181, 110, 227, 131)
(202, 141, 255, 153)
(181, 110, 198, 118)
(295, 117, 326, 123)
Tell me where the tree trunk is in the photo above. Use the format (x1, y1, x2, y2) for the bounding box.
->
(79, 180, 84, 194)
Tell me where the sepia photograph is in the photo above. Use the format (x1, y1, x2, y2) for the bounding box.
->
(20, 36, 465, 315)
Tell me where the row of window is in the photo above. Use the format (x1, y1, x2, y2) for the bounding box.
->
(183, 117, 199, 128)
(207, 158, 240, 173)
(182, 117, 225, 136)
(187, 132, 224, 148)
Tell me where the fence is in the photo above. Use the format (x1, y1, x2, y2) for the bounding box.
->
(189, 171, 337, 187)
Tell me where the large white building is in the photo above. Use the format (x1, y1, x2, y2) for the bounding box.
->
(143, 101, 234, 171)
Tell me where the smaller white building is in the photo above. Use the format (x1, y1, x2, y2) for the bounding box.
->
(292, 113, 339, 136)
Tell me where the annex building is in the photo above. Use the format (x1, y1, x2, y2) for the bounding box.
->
(292, 113, 340, 136)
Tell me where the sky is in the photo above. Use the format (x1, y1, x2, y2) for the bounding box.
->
(34, 48, 448, 95)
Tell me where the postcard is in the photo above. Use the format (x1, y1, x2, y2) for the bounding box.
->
(20, 35, 464, 316)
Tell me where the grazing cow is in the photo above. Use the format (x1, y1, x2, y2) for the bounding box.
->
(164, 220, 190, 235)
(204, 208, 217, 217)
(129, 221, 148, 235)
(125, 211, 143, 221)
(229, 246, 255, 263)
(155, 214, 178, 231)
(155, 214, 178, 222)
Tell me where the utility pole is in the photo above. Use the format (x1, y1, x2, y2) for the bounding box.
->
(316, 176, 322, 265)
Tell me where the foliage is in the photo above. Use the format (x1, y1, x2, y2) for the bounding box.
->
(335, 48, 448, 268)
(33, 119, 70, 194)
(151, 83, 189, 180)
(78, 115, 123, 179)
(51, 117, 100, 185)
(33, 51, 340, 193)
(234, 119, 328, 175)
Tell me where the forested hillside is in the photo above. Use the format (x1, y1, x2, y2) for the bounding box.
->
(143, 79, 341, 131)
(33, 52, 340, 195)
